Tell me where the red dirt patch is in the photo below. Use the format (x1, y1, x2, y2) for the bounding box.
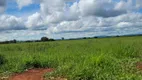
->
(136, 62, 142, 70)
(9, 68, 53, 80)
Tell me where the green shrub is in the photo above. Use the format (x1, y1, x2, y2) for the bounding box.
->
(0, 54, 6, 65)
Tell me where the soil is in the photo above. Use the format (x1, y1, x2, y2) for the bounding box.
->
(9, 68, 53, 80)
(136, 62, 142, 70)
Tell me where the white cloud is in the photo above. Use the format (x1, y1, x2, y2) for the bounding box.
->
(65, 2, 80, 21)
(40, 0, 65, 15)
(116, 22, 133, 28)
(0, 15, 26, 30)
(45, 13, 142, 35)
(22, 0, 142, 39)
(16, 0, 33, 9)
(26, 12, 44, 29)
(78, 0, 132, 17)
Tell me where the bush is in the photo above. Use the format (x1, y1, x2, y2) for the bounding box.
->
(25, 60, 42, 68)
(24, 56, 49, 68)
(49, 39, 55, 41)
(0, 54, 7, 65)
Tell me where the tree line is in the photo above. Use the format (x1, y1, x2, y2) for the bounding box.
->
(0, 37, 55, 44)
(1, 35, 126, 44)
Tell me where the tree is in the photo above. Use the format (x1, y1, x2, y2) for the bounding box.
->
(41, 37, 49, 41)
(62, 37, 64, 40)
(13, 39, 17, 43)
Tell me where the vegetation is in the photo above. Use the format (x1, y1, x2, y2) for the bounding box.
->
(41, 37, 49, 41)
(0, 36, 142, 80)
(0, 37, 55, 44)
(0, 54, 6, 66)
(0, 39, 17, 44)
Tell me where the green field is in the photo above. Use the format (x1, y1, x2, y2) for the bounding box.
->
(0, 36, 142, 80)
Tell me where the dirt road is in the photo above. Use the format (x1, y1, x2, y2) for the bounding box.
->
(9, 68, 53, 80)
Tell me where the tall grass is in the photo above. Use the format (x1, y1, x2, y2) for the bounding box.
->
(0, 36, 142, 80)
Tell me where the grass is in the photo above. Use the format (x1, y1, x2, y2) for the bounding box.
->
(0, 36, 142, 80)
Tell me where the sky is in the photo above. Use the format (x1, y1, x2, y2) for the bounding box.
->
(0, 0, 142, 41)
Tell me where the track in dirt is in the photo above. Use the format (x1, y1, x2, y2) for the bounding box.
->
(9, 68, 53, 80)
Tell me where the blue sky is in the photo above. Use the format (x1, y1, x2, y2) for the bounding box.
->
(0, 0, 142, 41)
(6, 1, 40, 17)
